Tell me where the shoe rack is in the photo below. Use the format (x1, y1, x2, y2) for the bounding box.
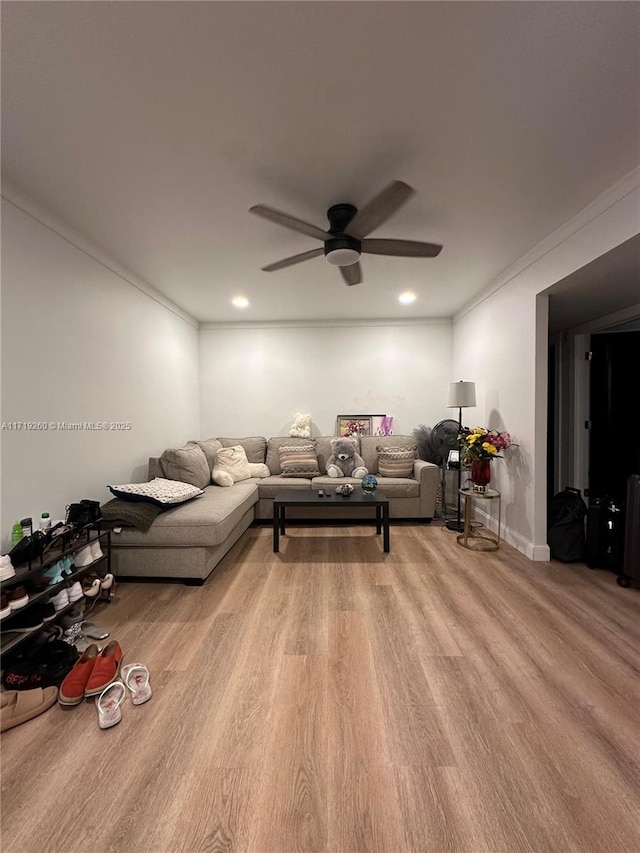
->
(0, 527, 112, 656)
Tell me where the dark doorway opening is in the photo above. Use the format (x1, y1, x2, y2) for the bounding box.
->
(588, 331, 640, 500)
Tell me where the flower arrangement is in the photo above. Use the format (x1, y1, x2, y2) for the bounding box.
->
(459, 427, 513, 463)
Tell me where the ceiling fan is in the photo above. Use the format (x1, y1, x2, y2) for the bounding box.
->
(249, 180, 443, 286)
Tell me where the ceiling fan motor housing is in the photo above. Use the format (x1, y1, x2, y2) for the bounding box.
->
(325, 203, 361, 266)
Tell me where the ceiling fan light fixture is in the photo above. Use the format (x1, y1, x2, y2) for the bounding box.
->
(325, 247, 361, 266)
(251, 180, 443, 285)
(324, 234, 361, 267)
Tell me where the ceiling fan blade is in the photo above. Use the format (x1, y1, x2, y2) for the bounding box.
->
(340, 262, 362, 286)
(361, 238, 443, 258)
(261, 247, 324, 272)
(250, 205, 330, 241)
(346, 180, 416, 239)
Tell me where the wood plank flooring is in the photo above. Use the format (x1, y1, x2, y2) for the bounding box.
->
(1, 522, 639, 853)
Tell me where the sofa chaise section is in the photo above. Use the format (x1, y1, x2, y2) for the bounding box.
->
(110, 481, 258, 584)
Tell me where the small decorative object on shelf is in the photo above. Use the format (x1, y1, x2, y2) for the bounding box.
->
(361, 475, 378, 495)
(335, 483, 354, 496)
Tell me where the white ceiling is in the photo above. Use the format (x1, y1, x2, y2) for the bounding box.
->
(2, 1, 639, 325)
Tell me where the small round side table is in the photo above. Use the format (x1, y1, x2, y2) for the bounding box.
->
(456, 487, 501, 551)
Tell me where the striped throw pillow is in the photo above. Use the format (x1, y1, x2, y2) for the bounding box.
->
(279, 443, 320, 478)
(377, 445, 417, 478)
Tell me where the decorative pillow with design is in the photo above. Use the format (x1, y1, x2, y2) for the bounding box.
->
(159, 445, 210, 489)
(108, 478, 204, 507)
(212, 445, 252, 487)
(377, 445, 417, 478)
(278, 443, 320, 478)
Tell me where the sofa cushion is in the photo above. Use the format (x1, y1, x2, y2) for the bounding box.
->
(360, 435, 417, 475)
(279, 443, 320, 478)
(108, 478, 205, 507)
(192, 438, 223, 472)
(256, 476, 313, 498)
(159, 445, 211, 489)
(377, 444, 417, 478)
(217, 437, 267, 464)
(266, 436, 315, 475)
(112, 483, 258, 547)
(212, 445, 252, 486)
(311, 476, 419, 497)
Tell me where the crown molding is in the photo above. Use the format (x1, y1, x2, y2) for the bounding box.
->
(200, 317, 452, 331)
(455, 165, 640, 320)
(1, 179, 199, 329)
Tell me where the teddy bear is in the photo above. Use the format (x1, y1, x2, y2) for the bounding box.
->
(326, 436, 368, 479)
(289, 412, 312, 438)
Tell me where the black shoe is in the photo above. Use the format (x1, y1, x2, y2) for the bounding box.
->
(3, 608, 44, 633)
(7, 530, 47, 568)
(2, 640, 78, 690)
(32, 602, 57, 623)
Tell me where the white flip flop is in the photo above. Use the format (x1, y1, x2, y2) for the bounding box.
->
(121, 663, 152, 705)
(96, 680, 126, 729)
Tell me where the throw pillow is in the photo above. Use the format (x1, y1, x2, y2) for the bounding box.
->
(266, 437, 311, 475)
(377, 444, 417, 478)
(159, 445, 210, 489)
(108, 478, 204, 507)
(278, 443, 320, 478)
(212, 445, 252, 487)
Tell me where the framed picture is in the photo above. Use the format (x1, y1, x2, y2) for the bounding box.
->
(336, 414, 386, 437)
(336, 415, 373, 437)
(372, 415, 394, 436)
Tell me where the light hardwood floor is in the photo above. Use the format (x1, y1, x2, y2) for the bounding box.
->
(1, 523, 639, 853)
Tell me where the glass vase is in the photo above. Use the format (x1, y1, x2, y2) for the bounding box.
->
(470, 460, 491, 492)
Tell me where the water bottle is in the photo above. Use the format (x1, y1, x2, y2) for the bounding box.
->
(11, 521, 22, 546)
(40, 512, 51, 531)
(20, 517, 33, 538)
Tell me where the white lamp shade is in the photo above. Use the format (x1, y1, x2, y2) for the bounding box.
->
(447, 381, 476, 408)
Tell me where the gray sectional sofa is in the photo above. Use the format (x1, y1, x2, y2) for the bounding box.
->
(110, 434, 439, 584)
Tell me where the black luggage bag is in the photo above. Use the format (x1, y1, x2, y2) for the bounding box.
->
(547, 487, 587, 562)
(586, 494, 626, 572)
(618, 474, 640, 588)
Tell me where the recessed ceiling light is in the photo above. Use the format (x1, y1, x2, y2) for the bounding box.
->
(398, 292, 416, 304)
(232, 296, 249, 308)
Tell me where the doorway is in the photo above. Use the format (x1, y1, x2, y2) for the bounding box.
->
(588, 330, 640, 500)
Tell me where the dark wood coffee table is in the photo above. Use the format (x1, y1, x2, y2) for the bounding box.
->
(273, 489, 390, 553)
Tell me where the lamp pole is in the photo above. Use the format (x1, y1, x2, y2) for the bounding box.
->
(445, 381, 476, 533)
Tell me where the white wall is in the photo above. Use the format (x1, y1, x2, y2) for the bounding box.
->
(1, 197, 200, 549)
(452, 170, 640, 559)
(199, 321, 453, 438)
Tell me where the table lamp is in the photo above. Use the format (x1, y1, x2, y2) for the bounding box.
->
(445, 380, 476, 532)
